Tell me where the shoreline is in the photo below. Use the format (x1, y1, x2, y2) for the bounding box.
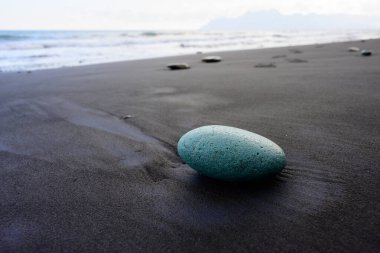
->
(0, 39, 379, 252)
(1, 36, 379, 73)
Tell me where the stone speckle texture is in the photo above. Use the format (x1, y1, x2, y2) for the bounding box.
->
(177, 125, 286, 181)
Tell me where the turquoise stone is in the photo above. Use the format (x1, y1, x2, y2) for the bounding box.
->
(177, 125, 286, 181)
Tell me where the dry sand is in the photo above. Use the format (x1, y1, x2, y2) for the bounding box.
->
(0, 39, 379, 252)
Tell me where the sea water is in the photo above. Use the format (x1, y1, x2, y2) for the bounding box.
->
(0, 30, 379, 72)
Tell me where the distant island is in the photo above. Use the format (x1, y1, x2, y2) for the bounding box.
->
(202, 10, 380, 31)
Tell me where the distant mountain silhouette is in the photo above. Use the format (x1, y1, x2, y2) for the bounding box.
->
(202, 10, 380, 31)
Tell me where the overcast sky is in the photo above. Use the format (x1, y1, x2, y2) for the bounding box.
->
(0, 0, 379, 30)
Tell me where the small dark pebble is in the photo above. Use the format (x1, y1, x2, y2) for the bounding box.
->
(202, 56, 222, 63)
(27, 71, 32, 74)
(196, 51, 203, 54)
(167, 63, 190, 70)
(286, 58, 308, 63)
(348, 47, 360, 52)
(120, 115, 135, 120)
(361, 50, 372, 56)
(255, 63, 277, 68)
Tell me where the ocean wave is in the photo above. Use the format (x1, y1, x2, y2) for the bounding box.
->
(29, 54, 55, 58)
(1, 30, 379, 72)
(272, 34, 288, 38)
(140, 31, 160, 37)
(0, 34, 28, 41)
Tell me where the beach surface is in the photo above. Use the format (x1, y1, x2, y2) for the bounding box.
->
(0, 39, 379, 252)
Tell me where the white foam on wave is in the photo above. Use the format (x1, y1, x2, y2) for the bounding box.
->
(0, 30, 379, 72)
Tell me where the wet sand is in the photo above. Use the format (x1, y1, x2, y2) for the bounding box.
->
(0, 39, 379, 252)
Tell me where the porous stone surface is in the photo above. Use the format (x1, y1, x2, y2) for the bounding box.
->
(202, 56, 222, 63)
(177, 125, 286, 181)
(167, 63, 190, 70)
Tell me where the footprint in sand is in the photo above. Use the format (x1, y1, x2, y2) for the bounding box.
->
(254, 63, 277, 68)
(289, 49, 303, 54)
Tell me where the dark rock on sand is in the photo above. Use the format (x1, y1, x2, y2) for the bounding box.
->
(361, 50, 372, 56)
(202, 56, 222, 63)
(166, 63, 190, 70)
(120, 115, 135, 120)
(348, 47, 360, 52)
(286, 58, 308, 63)
(255, 63, 277, 68)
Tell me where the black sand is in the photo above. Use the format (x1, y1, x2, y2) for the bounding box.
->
(0, 39, 379, 252)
